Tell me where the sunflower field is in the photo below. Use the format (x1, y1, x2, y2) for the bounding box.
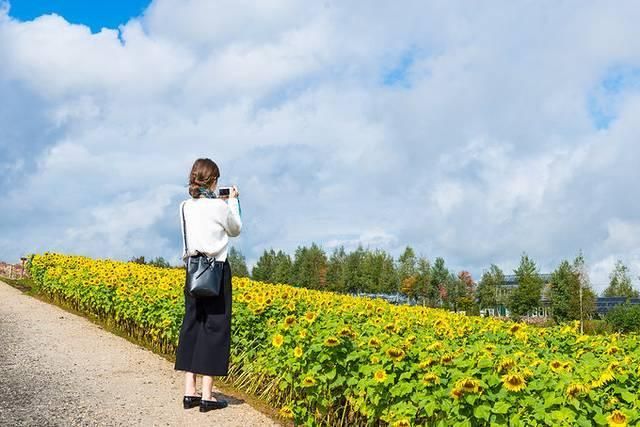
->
(27, 252, 639, 427)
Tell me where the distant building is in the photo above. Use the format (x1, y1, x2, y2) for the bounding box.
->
(595, 297, 640, 317)
(482, 273, 553, 318)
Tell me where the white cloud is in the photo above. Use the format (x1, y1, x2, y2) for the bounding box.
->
(2, 1, 640, 290)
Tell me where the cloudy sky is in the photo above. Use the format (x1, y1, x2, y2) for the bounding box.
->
(1, 0, 640, 293)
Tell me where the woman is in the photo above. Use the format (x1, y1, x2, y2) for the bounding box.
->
(174, 158, 242, 412)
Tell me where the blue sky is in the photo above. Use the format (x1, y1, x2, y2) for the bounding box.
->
(2, 1, 640, 293)
(8, 0, 150, 32)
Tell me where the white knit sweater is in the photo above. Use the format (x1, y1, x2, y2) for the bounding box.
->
(179, 197, 242, 262)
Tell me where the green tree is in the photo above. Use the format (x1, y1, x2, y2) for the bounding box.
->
(290, 243, 328, 289)
(251, 249, 276, 282)
(570, 252, 596, 321)
(456, 271, 478, 314)
(227, 247, 249, 278)
(361, 249, 398, 294)
(326, 246, 347, 292)
(148, 256, 171, 268)
(476, 264, 505, 315)
(129, 255, 146, 264)
(604, 260, 640, 299)
(272, 250, 293, 284)
(397, 246, 418, 299)
(430, 257, 450, 307)
(342, 245, 368, 292)
(549, 260, 576, 323)
(415, 257, 433, 305)
(508, 253, 544, 318)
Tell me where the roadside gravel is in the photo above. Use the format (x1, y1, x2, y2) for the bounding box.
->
(0, 279, 281, 426)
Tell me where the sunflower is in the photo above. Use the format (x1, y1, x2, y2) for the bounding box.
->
(368, 337, 382, 347)
(591, 369, 614, 388)
(456, 378, 481, 394)
(324, 336, 340, 347)
(302, 375, 316, 387)
(338, 326, 355, 338)
(298, 329, 308, 339)
(441, 353, 455, 364)
(419, 358, 436, 369)
(607, 361, 621, 372)
(282, 315, 296, 328)
(293, 346, 303, 358)
(386, 347, 406, 362)
(304, 311, 317, 323)
(607, 410, 628, 427)
(374, 369, 387, 383)
(392, 419, 411, 427)
(427, 341, 443, 351)
(272, 334, 284, 348)
(549, 360, 567, 373)
(605, 345, 621, 355)
(509, 323, 521, 333)
(278, 406, 294, 419)
(422, 372, 440, 386)
(370, 355, 380, 364)
(566, 383, 589, 399)
(497, 357, 516, 373)
(502, 373, 526, 392)
(450, 387, 464, 400)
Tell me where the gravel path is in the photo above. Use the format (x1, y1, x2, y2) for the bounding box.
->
(0, 280, 281, 427)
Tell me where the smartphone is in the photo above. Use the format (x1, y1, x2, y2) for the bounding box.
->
(217, 187, 231, 197)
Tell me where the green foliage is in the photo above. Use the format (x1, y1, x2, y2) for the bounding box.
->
(252, 249, 277, 282)
(362, 249, 398, 294)
(326, 246, 348, 292)
(228, 247, 250, 278)
(550, 260, 572, 322)
(476, 264, 505, 312)
(129, 255, 172, 268)
(508, 253, 544, 318)
(604, 260, 640, 298)
(290, 243, 328, 290)
(430, 257, 450, 307)
(272, 250, 293, 284)
(549, 253, 596, 323)
(606, 304, 640, 333)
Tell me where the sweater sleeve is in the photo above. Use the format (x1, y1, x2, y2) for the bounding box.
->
(223, 197, 242, 237)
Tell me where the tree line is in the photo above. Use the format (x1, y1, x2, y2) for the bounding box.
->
(130, 245, 640, 323)
(226, 245, 640, 323)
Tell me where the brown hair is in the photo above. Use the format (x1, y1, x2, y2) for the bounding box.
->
(188, 158, 220, 198)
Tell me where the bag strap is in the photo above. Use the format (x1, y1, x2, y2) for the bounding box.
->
(181, 201, 189, 257)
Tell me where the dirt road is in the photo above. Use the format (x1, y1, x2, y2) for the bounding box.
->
(0, 280, 281, 426)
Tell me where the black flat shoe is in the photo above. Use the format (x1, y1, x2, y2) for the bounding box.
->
(199, 399, 228, 412)
(183, 395, 202, 409)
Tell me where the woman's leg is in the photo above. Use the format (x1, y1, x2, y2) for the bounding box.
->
(184, 371, 197, 396)
(202, 375, 214, 400)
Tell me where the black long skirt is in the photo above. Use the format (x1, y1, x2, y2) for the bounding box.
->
(174, 260, 232, 376)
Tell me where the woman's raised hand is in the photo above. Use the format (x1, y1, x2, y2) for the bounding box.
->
(230, 185, 239, 198)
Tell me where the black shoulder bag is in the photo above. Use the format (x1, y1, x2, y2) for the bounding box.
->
(181, 201, 224, 297)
